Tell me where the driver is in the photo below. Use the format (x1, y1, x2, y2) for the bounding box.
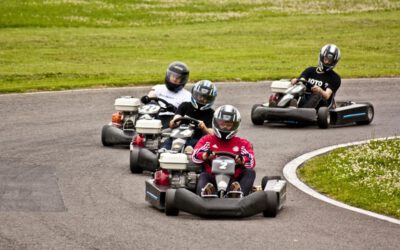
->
(161, 80, 217, 150)
(140, 61, 192, 128)
(291, 44, 341, 109)
(192, 105, 256, 197)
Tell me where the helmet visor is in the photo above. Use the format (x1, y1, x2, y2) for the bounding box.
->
(167, 70, 184, 85)
(323, 54, 335, 66)
(193, 90, 216, 105)
(214, 118, 240, 132)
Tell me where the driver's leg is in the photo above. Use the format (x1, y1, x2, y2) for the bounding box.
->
(236, 168, 256, 196)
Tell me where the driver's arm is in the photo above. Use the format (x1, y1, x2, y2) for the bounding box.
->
(147, 89, 157, 98)
(311, 86, 333, 100)
(198, 121, 213, 135)
(169, 114, 182, 129)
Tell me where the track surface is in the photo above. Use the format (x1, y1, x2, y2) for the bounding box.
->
(0, 78, 399, 249)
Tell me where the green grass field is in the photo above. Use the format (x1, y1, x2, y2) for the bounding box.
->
(298, 138, 400, 219)
(0, 0, 399, 93)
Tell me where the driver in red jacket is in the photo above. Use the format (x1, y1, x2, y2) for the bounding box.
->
(192, 105, 256, 197)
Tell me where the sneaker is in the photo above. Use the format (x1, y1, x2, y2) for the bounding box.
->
(230, 181, 241, 192)
(201, 182, 216, 197)
(227, 182, 243, 198)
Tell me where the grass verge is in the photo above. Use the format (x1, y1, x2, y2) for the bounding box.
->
(298, 138, 400, 219)
(0, 1, 399, 93)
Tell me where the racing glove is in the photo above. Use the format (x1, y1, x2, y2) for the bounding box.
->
(235, 154, 244, 166)
(203, 149, 215, 161)
(166, 103, 176, 112)
(140, 95, 150, 104)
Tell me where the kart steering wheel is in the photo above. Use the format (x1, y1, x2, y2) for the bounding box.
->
(173, 117, 200, 127)
(148, 97, 170, 106)
(214, 151, 238, 158)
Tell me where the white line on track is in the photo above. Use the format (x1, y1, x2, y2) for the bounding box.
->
(283, 136, 400, 225)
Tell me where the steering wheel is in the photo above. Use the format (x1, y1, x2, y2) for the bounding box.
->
(173, 117, 200, 127)
(214, 151, 238, 158)
(147, 97, 169, 106)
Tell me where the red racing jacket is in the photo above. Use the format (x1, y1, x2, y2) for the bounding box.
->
(192, 134, 256, 178)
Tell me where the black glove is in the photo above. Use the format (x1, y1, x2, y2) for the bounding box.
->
(235, 154, 244, 165)
(166, 103, 176, 112)
(141, 95, 150, 104)
(203, 149, 215, 160)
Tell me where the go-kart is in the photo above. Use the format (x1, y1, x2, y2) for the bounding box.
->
(101, 96, 172, 147)
(146, 151, 287, 218)
(251, 79, 374, 129)
(130, 116, 200, 174)
(101, 96, 141, 147)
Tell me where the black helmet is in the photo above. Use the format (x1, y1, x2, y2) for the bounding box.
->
(212, 105, 241, 140)
(318, 44, 341, 72)
(191, 80, 217, 110)
(165, 61, 190, 92)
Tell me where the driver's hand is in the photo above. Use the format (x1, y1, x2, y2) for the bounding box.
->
(141, 95, 150, 104)
(197, 120, 207, 131)
(311, 86, 322, 94)
(202, 149, 215, 161)
(235, 155, 244, 165)
(169, 119, 179, 129)
(290, 78, 298, 85)
(166, 103, 176, 112)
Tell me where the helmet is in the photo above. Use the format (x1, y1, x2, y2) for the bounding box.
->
(191, 80, 217, 110)
(318, 44, 341, 72)
(212, 105, 241, 140)
(165, 61, 190, 92)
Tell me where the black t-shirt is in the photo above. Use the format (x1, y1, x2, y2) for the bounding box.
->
(300, 67, 341, 92)
(175, 102, 214, 139)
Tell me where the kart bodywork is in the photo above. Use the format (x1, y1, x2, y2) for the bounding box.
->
(251, 80, 374, 128)
(145, 152, 287, 218)
(101, 96, 140, 147)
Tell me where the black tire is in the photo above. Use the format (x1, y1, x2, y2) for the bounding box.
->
(263, 191, 278, 217)
(165, 189, 179, 216)
(317, 107, 330, 129)
(130, 148, 143, 174)
(101, 125, 113, 146)
(356, 103, 374, 125)
(251, 104, 264, 125)
(261, 176, 282, 190)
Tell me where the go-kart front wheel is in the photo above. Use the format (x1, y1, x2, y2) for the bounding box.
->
(130, 147, 143, 174)
(317, 107, 330, 129)
(356, 102, 374, 125)
(165, 189, 179, 216)
(251, 104, 264, 125)
(101, 125, 113, 146)
(263, 191, 278, 217)
(261, 176, 282, 190)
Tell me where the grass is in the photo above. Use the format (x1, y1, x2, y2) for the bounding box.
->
(0, 0, 399, 93)
(298, 138, 400, 219)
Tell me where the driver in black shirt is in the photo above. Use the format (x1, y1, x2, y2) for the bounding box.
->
(291, 44, 341, 108)
(162, 80, 217, 150)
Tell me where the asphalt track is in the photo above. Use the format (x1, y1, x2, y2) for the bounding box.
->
(0, 78, 399, 250)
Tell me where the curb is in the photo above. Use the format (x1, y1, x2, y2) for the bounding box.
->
(283, 136, 400, 225)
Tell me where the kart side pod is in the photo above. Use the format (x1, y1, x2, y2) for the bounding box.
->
(159, 153, 189, 170)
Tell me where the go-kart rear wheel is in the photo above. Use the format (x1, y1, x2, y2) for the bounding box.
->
(317, 107, 330, 129)
(251, 104, 264, 125)
(101, 125, 113, 146)
(130, 148, 143, 174)
(356, 103, 374, 125)
(165, 189, 179, 216)
(263, 191, 278, 217)
(261, 176, 282, 190)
